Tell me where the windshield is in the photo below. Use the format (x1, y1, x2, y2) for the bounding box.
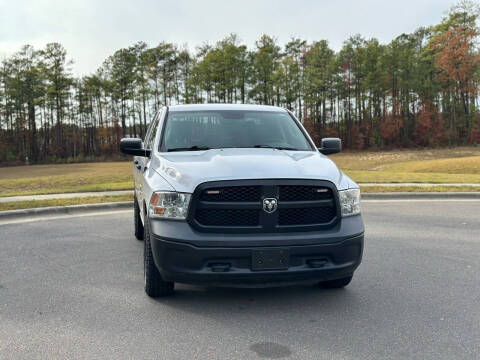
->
(160, 110, 313, 152)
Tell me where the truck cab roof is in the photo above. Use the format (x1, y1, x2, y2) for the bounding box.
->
(168, 104, 288, 112)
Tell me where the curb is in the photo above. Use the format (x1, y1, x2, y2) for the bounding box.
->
(362, 192, 480, 200)
(0, 190, 134, 203)
(0, 201, 132, 221)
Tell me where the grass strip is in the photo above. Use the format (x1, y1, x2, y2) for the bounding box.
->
(360, 185, 480, 193)
(0, 194, 133, 211)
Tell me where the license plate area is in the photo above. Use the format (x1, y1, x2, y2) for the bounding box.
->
(252, 248, 290, 271)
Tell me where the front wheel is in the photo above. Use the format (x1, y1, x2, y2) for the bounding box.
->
(318, 275, 353, 289)
(144, 217, 174, 297)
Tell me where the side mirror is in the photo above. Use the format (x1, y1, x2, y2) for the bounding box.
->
(318, 138, 342, 155)
(120, 138, 150, 157)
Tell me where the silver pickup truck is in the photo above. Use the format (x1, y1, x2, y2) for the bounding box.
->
(120, 104, 364, 297)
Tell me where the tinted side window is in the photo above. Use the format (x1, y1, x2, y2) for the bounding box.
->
(145, 110, 162, 150)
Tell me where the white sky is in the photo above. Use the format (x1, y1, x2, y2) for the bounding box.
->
(0, 0, 454, 76)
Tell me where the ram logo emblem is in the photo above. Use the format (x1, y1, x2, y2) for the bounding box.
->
(263, 198, 278, 213)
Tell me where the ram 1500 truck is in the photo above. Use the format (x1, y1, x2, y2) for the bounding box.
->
(120, 104, 364, 297)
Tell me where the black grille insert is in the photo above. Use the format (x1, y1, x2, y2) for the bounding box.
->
(200, 186, 261, 202)
(279, 207, 336, 226)
(279, 185, 332, 201)
(196, 209, 259, 226)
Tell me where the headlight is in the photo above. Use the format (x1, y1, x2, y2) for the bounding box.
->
(149, 191, 191, 220)
(339, 188, 361, 217)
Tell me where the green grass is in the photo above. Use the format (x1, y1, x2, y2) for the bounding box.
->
(330, 147, 480, 184)
(0, 194, 132, 211)
(345, 170, 480, 183)
(361, 185, 480, 193)
(0, 162, 133, 197)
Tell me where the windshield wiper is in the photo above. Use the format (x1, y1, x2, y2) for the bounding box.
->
(167, 145, 211, 152)
(253, 145, 300, 151)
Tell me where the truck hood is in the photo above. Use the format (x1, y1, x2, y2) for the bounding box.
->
(152, 148, 357, 193)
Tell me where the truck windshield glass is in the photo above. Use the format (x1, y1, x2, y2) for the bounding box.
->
(161, 110, 313, 152)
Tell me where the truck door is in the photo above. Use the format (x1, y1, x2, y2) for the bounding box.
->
(138, 110, 162, 216)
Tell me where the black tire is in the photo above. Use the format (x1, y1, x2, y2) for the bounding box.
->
(318, 275, 353, 289)
(144, 217, 174, 297)
(134, 195, 144, 241)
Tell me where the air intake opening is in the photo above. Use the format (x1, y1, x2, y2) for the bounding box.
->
(209, 263, 231, 272)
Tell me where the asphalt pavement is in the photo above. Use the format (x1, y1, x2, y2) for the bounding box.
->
(0, 200, 479, 359)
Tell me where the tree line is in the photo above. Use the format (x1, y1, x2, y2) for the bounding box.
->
(1, 1, 480, 164)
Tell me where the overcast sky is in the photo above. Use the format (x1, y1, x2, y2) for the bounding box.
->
(0, 0, 454, 75)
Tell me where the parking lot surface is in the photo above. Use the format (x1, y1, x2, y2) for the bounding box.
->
(0, 200, 479, 359)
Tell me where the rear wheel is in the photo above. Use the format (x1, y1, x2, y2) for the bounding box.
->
(134, 194, 144, 241)
(144, 217, 174, 297)
(318, 275, 353, 289)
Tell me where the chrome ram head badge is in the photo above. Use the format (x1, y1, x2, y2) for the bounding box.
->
(263, 198, 278, 213)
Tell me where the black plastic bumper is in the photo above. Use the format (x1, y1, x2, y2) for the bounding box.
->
(149, 216, 364, 286)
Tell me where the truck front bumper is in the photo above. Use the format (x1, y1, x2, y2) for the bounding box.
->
(149, 215, 364, 286)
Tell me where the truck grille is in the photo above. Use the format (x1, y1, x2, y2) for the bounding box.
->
(189, 180, 339, 233)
